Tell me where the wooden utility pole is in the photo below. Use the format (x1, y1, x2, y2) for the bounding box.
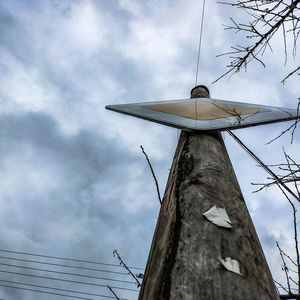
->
(138, 85, 280, 300)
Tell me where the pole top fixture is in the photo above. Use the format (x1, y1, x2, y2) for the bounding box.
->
(190, 85, 210, 99)
(106, 86, 298, 131)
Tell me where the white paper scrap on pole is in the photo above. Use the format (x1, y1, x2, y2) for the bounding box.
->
(202, 205, 232, 228)
(220, 257, 243, 276)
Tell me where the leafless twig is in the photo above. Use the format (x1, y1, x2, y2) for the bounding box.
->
(212, 102, 261, 125)
(249, 147, 300, 292)
(277, 241, 292, 294)
(276, 183, 300, 292)
(140, 145, 162, 205)
(215, 0, 300, 83)
(275, 278, 290, 294)
(266, 99, 300, 145)
(282, 67, 300, 84)
(113, 250, 141, 288)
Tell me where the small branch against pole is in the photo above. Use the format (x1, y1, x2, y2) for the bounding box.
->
(107, 285, 120, 300)
(113, 250, 141, 288)
(140, 145, 162, 205)
(277, 241, 292, 294)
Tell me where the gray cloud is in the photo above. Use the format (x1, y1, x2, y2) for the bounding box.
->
(0, 111, 162, 299)
(0, 0, 299, 299)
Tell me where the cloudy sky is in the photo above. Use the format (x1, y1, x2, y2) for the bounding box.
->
(0, 0, 299, 299)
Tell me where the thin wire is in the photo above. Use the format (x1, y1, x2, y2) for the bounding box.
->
(0, 279, 129, 300)
(195, 0, 206, 86)
(0, 249, 144, 270)
(0, 262, 135, 285)
(0, 255, 129, 276)
(0, 269, 139, 292)
(0, 284, 93, 300)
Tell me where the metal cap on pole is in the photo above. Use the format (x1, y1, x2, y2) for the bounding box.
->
(190, 85, 210, 99)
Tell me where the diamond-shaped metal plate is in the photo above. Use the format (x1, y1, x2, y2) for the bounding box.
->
(105, 98, 298, 131)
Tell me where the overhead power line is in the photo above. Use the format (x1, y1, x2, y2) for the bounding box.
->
(0, 283, 94, 300)
(0, 269, 139, 292)
(0, 249, 144, 270)
(0, 279, 129, 300)
(0, 262, 135, 285)
(0, 255, 129, 275)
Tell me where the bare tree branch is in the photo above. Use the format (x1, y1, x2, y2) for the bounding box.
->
(277, 241, 292, 294)
(266, 99, 300, 144)
(275, 278, 291, 294)
(215, 0, 300, 83)
(282, 66, 300, 84)
(276, 183, 300, 292)
(113, 250, 142, 288)
(217, 1, 300, 296)
(140, 145, 162, 205)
